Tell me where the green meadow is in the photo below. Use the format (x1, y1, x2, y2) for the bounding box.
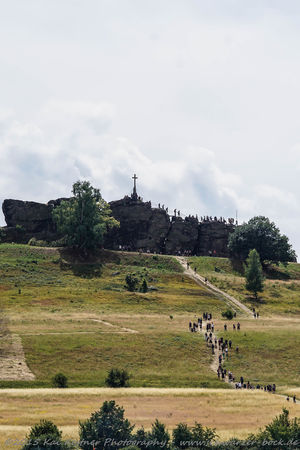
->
(0, 244, 299, 389)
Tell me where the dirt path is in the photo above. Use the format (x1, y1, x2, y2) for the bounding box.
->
(194, 319, 232, 386)
(176, 256, 252, 316)
(0, 334, 35, 381)
(90, 319, 139, 333)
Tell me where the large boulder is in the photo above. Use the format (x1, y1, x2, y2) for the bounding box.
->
(1, 198, 68, 242)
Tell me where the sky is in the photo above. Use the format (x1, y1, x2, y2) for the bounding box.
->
(0, 0, 300, 257)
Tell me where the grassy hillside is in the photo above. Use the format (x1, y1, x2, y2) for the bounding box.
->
(0, 244, 229, 388)
(188, 256, 300, 315)
(1, 245, 299, 389)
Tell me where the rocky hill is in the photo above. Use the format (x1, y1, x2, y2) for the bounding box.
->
(1, 195, 235, 256)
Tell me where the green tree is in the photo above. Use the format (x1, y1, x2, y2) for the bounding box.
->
(79, 400, 134, 450)
(140, 279, 148, 293)
(248, 408, 300, 449)
(52, 180, 119, 254)
(105, 368, 130, 387)
(172, 423, 193, 449)
(125, 274, 139, 292)
(52, 373, 68, 388)
(228, 216, 296, 265)
(22, 419, 71, 450)
(147, 419, 170, 450)
(245, 249, 264, 299)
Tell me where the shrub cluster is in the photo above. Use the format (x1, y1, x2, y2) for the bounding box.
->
(125, 274, 148, 292)
(221, 309, 234, 320)
(105, 368, 130, 387)
(22, 404, 300, 450)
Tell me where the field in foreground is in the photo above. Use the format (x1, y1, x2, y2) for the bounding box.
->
(1, 388, 299, 449)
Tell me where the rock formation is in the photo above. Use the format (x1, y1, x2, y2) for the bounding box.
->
(1, 198, 67, 243)
(1, 190, 235, 256)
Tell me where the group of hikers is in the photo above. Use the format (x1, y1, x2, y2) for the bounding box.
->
(188, 312, 298, 403)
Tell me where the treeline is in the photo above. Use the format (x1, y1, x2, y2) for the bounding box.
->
(20, 401, 300, 450)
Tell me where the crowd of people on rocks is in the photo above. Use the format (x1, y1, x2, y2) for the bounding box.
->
(187, 312, 297, 403)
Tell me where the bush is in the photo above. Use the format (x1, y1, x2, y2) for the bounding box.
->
(140, 279, 148, 293)
(105, 368, 130, 387)
(28, 237, 48, 247)
(125, 274, 139, 291)
(221, 309, 234, 320)
(52, 373, 68, 388)
(172, 423, 193, 448)
(22, 419, 71, 449)
(147, 419, 170, 450)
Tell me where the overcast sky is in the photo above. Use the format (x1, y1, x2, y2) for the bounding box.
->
(1, 0, 300, 257)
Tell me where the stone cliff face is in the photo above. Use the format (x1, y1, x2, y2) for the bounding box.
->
(197, 221, 235, 257)
(1, 196, 234, 256)
(1, 198, 67, 242)
(104, 198, 170, 252)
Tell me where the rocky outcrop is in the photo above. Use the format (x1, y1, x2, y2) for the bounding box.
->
(197, 221, 235, 257)
(1, 198, 67, 242)
(1, 196, 235, 256)
(165, 216, 199, 254)
(104, 198, 170, 252)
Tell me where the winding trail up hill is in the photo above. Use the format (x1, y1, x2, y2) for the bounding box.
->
(175, 256, 252, 316)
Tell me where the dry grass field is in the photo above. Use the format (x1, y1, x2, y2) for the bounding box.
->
(1, 388, 299, 449)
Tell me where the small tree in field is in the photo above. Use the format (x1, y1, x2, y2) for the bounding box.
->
(52, 373, 68, 388)
(125, 274, 139, 292)
(22, 419, 69, 449)
(245, 249, 264, 299)
(105, 368, 130, 387)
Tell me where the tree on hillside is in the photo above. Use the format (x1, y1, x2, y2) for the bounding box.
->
(228, 216, 296, 265)
(245, 249, 264, 299)
(52, 181, 119, 255)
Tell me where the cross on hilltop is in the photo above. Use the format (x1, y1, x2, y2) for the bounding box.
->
(131, 173, 138, 200)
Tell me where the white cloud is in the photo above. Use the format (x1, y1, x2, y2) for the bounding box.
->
(0, 101, 299, 258)
(0, 2, 300, 257)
